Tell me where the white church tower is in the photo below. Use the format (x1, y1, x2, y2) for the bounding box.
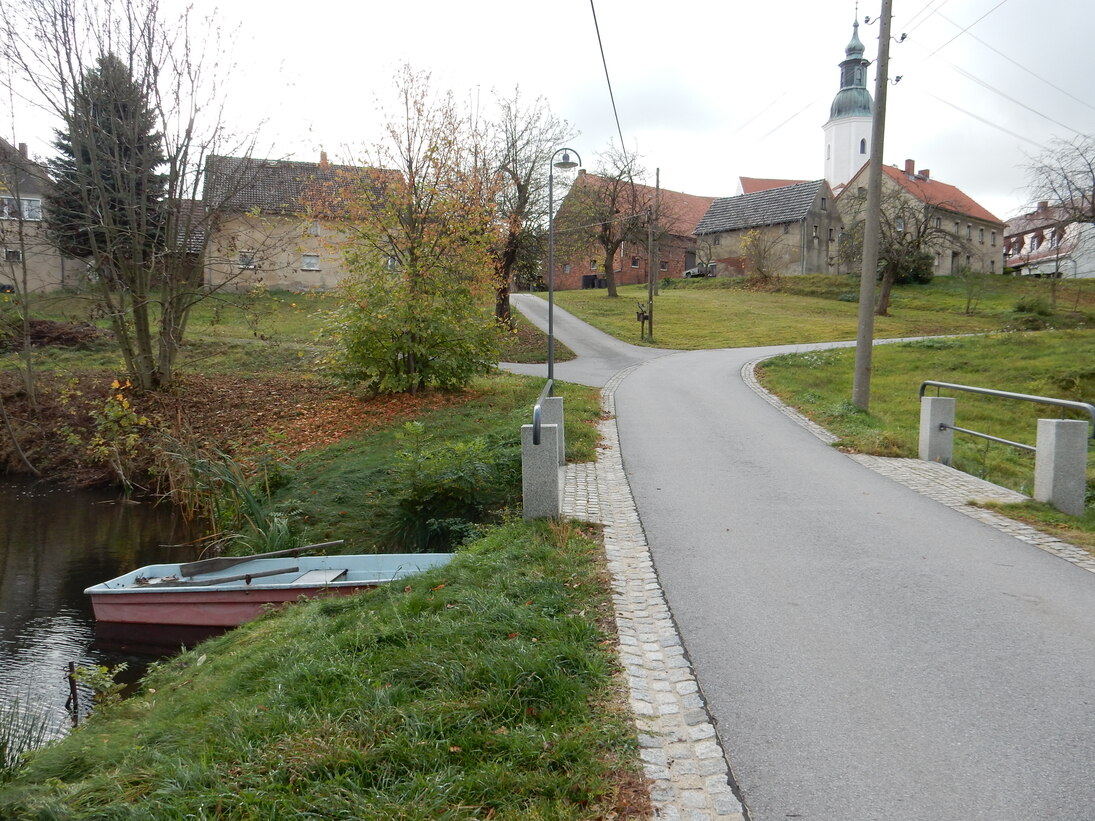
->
(823, 20, 873, 192)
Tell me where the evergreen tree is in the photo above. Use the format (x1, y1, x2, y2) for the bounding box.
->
(46, 52, 167, 280)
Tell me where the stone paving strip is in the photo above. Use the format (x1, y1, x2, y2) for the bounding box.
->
(562, 365, 747, 821)
(741, 356, 1095, 575)
(560, 355, 1095, 821)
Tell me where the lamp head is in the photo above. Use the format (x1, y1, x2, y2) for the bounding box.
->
(554, 151, 579, 170)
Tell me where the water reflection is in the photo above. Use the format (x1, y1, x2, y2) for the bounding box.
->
(0, 477, 200, 737)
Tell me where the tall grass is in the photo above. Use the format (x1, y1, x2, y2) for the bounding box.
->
(0, 699, 51, 782)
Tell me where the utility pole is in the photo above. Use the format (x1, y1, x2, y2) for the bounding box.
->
(647, 167, 659, 341)
(852, 0, 893, 411)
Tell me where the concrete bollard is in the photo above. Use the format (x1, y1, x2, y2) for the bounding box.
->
(541, 396, 566, 466)
(1033, 419, 1089, 517)
(522, 423, 560, 520)
(919, 396, 956, 465)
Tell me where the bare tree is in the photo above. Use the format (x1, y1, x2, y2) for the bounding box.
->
(0, 0, 259, 390)
(489, 90, 574, 324)
(839, 186, 958, 315)
(1028, 136, 1095, 225)
(740, 228, 788, 285)
(556, 147, 650, 298)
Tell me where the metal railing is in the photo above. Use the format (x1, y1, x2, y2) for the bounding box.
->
(532, 379, 554, 446)
(919, 380, 1095, 450)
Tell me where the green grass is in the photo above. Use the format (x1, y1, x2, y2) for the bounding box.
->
(757, 330, 1095, 550)
(0, 519, 643, 820)
(552, 276, 1095, 349)
(498, 312, 575, 364)
(280, 373, 601, 552)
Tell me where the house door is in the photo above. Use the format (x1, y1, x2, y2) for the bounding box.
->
(684, 251, 696, 270)
(950, 251, 960, 275)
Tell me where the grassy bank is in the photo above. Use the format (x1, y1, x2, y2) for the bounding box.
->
(757, 330, 1095, 551)
(0, 519, 647, 820)
(552, 276, 1095, 349)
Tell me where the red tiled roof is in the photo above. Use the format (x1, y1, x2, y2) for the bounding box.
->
(739, 176, 810, 194)
(567, 172, 716, 236)
(879, 165, 1003, 226)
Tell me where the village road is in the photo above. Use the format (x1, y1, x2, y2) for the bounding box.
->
(614, 347, 1095, 820)
(507, 295, 1095, 820)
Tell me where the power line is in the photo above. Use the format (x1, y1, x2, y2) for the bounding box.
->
(936, 10, 1095, 115)
(588, 0, 628, 159)
(922, 90, 1044, 148)
(927, 0, 1009, 57)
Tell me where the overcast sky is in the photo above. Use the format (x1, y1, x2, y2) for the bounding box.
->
(9, 0, 1095, 222)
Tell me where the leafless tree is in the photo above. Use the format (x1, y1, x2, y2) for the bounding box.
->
(1028, 135, 1095, 224)
(839, 185, 958, 315)
(489, 90, 574, 324)
(555, 146, 650, 298)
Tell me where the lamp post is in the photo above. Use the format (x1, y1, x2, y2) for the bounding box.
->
(547, 147, 581, 383)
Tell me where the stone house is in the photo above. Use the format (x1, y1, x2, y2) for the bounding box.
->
(550, 170, 715, 290)
(1004, 201, 1095, 278)
(202, 153, 387, 291)
(693, 180, 843, 277)
(0, 138, 87, 293)
(836, 159, 1005, 275)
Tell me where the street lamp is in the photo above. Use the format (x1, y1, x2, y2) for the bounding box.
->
(547, 147, 581, 383)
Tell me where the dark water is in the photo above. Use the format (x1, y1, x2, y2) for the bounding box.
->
(0, 477, 201, 737)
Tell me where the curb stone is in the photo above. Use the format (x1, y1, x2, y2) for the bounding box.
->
(562, 365, 747, 821)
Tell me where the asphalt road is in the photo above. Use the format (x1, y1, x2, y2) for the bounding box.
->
(615, 348, 1095, 820)
(506, 296, 1095, 820)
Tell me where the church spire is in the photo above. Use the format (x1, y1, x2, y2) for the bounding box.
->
(823, 16, 874, 191)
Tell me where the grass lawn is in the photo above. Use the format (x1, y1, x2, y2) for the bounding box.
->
(0, 519, 648, 820)
(757, 330, 1095, 552)
(552, 275, 1095, 349)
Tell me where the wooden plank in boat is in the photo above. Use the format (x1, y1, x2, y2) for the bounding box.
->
(295, 568, 348, 585)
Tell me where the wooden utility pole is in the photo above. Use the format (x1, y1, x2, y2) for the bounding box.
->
(852, 0, 893, 411)
(647, 167, 660, 341)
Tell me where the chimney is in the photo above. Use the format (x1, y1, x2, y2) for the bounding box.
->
(319, 150, 329, 168)
(1038, 200, 1049, 212)
(577, 168, 586, 177)
(17, 142, 27, 157)
(917, 168, 930, 180)
(904, 159, 915, 176)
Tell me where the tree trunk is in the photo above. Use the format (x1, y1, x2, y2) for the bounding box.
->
(495, 284, 512, 326)
(875, 268, 896, 316)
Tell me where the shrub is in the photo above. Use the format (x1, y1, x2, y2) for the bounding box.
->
(371, 422, 520, 551)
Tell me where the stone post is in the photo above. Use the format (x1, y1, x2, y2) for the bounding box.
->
(1034, 419, 1089, 517)
(541, 396, 566, 466)
(522, 423, 560, 520)
(919, 396, 956, 465)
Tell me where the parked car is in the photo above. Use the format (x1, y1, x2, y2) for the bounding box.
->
(683, 264, 715, 278)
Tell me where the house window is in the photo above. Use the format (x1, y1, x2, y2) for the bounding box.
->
(301, 253, 320, 271)
(821, 197, 827, 211)
(859, 138, 867, 154)
(978, 227, 985, 244)
(385, 255, 399, 271)
(828, 228, 834, 241)
(826, 144, 831, 160)
(966, 224, 972, 239)
(590, 259, 597, 271)
(0, 197, 41, 220)
(858, 186, 866, 196)
(238, 250, 256, 269)
(935, 217, 942, 230)
(563, 263, 570, 273)
(5, 248, 22, 262)
(954, 221, 960, 235)
(784, 224, 791, 234)
(895, 217, 905, 233)
(990, 260, 996, 273)
(659, 261, 668, 271)
(990, 231, 996, 247)
(965, 255, 972, 267)
(713, 236, 721, 246)
(935, 253, 942, 268)
(631, 256, 640, 268)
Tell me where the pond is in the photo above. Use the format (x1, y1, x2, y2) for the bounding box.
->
(0, 477, 202, 737)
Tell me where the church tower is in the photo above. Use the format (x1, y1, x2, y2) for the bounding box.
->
(823, 20, 873, 192)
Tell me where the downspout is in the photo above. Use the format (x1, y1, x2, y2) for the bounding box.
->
(801, 219, 807, 274)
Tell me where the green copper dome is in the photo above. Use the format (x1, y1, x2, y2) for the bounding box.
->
(830, 87, 873, 119)
(829, 20, 873, 120)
